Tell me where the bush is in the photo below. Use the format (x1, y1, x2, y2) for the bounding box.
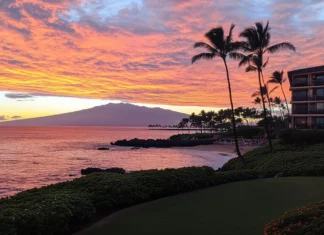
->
(81, 167, 126, 175)
(169, 133, 214, 140)
(0, 167, 260, 234)
(223, 126, 265, 139)
(264, 200, 324, 234)
(221, 142, 324, 178)
(277, 129, 324, 145)
(111, 138, 214, 148)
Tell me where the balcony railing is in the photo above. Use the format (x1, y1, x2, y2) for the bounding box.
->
(292, 96, 324, 101)
(294, 109, 308, 114)
(295, 124, 308, 129)
(309, 109, 324, 114)
(291, 82, 308, 87)
(292, 96, 308, 101)
(311, 124, 324, 129)
(312, 80, 324, 86)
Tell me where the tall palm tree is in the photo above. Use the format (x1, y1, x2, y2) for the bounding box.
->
(192, 24, 244, 161)
(268, 70, 290, 117)
(239, 21, 296, 152)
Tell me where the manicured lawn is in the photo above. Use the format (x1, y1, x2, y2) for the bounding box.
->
(77, 177, 324, 235)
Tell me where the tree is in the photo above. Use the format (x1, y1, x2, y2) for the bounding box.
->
(268, 70, 290, 117)
(192, 24, 244, 161)
(253, 97, 262, 109)
(239, 21, 296, 152)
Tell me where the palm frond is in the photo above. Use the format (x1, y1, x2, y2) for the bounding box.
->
(266, 42, 296, 53)
(262, 57, 269, 68)
(228, 52, 245, 61)
(246, 65, 258, 72)
(238, 54, 252, 67)
(191, 53, 216, 64)
(205, 27, 225, 50)
(269, 86, 279, 94)
(193, 42, 217, 53)
(251, 91, 260, 97)
(225, 24, 235, 45)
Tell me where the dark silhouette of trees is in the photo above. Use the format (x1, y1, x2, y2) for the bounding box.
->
(238, 21, 296, 152)
(192, 24, 244, 161)
(268, 70, 290, 117)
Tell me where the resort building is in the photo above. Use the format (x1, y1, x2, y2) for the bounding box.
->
(288, 65, 324, 129)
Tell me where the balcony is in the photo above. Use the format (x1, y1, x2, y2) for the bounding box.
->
(291, 82, 308, 87)
(309, 109, 324, 114)
(312, 80, 324, 86)
(292, 96, 308, 101)
(294, 109, 308, 114)
(292, 96, 324, 102)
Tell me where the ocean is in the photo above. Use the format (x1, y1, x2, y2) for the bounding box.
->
(0, 126, 232, 197)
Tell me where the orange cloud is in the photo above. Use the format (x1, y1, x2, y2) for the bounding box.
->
(0, 0, 323, 109)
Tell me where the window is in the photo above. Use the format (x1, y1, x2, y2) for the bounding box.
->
(293, 104, 308, 114)
(292, 90, 307, 101)
(317, 103, 324, 110)
(315, 118, 324, 129)
(293, 75, 308, 86)
(316, 89, 324, 96)
(295, 117, 307, 128)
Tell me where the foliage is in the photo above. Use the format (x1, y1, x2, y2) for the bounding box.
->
(111, 138, 214, 148)
(169, 133, 214, 140)
(277, 129, 324, 145)
(264, 201, 324, 235)
(221, 141, 324, 177)
(0, 167, 261, 234)
(81, 167, 126, 175)
(222, 126, 264, 139)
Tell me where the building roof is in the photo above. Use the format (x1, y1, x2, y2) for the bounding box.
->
(288, 65, 324, 83)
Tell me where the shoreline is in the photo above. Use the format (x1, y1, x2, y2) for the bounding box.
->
(173, 143, 259, 156)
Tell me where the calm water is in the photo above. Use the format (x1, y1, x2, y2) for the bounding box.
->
(0, 126, 232, 197)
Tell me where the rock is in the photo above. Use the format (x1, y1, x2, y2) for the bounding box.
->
(97, 147, 109, 150)
(81, 167, 126, 175)
(131, 147, 140, 150)
(68, 174, 77, 177)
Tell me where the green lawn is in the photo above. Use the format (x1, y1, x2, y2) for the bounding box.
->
(77, 177, 324, 235)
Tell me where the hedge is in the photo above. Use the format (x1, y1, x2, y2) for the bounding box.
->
(277, 129, 324, 145)
(264, 201, 324, 234)
(0, 167, 260, 235)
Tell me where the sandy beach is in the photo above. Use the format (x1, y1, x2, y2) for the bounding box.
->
(174, 144, 258, 156)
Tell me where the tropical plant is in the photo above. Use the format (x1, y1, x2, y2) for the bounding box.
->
(253, 97, 262, 109)
(268, 70, 290, 117)
(192, 24, 244, 161)
(239, 21, 296, 152)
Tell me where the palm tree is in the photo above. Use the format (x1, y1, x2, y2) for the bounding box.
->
(253, 97, 262, 109)
(268, 70, 290, 117)
(239, 21, 296, 152)
(192, 24, 244, 161)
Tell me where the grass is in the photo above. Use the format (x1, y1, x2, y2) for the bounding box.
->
(77, 177, 324, 235)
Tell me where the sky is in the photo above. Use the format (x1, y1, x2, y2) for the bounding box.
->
(0, 0, 324, 121)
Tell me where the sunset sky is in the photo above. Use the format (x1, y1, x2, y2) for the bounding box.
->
(1, 0, 324, 121)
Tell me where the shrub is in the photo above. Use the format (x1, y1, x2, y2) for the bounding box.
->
(169, 133, 214, 140)
(221, 142, 324, 178)
(0, 167, 260, 234)
(81, 167, 126, 175)
(223, 126, 265, 139)
(277, 129, 324, 145)
(264, 200, 324, 234)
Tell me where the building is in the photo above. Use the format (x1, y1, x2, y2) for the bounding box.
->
(288, 65, 324, 129)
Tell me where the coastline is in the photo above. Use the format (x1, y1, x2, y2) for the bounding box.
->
(173, 143, 258, 156)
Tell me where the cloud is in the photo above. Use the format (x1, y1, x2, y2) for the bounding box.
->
(0, 0, 323, 108)
(11, 115, 22, 119)
(5, 93, 34, 99)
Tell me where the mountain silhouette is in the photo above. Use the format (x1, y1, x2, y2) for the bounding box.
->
(0, 103, 187, 126)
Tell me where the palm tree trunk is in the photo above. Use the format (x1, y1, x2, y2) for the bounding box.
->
(261, 71, 273, 117)
(258, 69, 273, 152)
(223, 58, 244, 162)
(281, 84, 290, 125)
